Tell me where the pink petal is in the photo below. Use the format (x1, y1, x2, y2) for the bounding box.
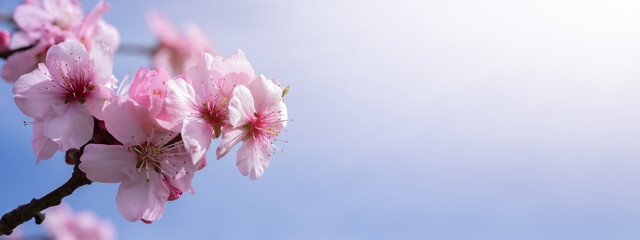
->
(228, 85, 255, 128)
(89, 41, 114, 86)
(165, 154, 196, 195)
(154, 77, 192, 132)
(74, 0, 110, 37)
(236, 139, 271, 180)
(31, 121, 58, 163)
(13, 4, 54, 30)
(116, 172, 169, 222)
(8, 31, 33, 49)
(41, 103, 93, 151)
(2, 41, 51, 82)
(163, 176, 182, 201)
(87, 20, 120, 52)
(213, 49, 255, 77)
(181, 117, 212, 164)
(129, 67, 169, 117)
(79, 144, 137, 183)
(247, 75, 283, 114)
(101, 98, 152, 146)
(187, 52, 216, 103)
(41, 0, 83, 29)
(84, 84, 113, 120)
(12, 64, 58, 118)
(219, 72, 251, 98)
(216, 127, 246, 160)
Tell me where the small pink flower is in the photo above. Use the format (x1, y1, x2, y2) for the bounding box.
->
(2, 0, 119, 82)
(147, 12, 214, 76)
(13, 41, 115, 160)
(126, 67, 193, 132)
(181, 51, 254, 163)
(217, 75, 288, 180)
(43, 203, 116, 240)
(79, 98, 196, 222)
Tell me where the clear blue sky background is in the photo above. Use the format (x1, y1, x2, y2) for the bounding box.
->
(1, 0, 640, 239)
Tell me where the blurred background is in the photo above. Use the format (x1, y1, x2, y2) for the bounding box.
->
(1, 0, 640, 239)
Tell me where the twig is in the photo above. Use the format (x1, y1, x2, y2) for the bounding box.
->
(0, 44, 35, 59)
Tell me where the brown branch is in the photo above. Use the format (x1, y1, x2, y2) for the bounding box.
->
(0, 149, 92, 236)
(0, 44, 35, 59)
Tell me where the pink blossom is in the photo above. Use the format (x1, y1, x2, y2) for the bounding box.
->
(79, 97, 196, 222)
(181, 51, 255, 163)
(125, 67, 193, 132)
(13, 41, 115, 160)
(147, 12, 214, 76)
(43, 203, 116, 240)
(2, 0, 119, 82)
(13, 0, 83, 33)
(217, 75, 288, 180)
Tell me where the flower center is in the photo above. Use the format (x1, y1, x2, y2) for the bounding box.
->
(128, 133, 190, 182)
(199, 96, 228, 138)
(56, 60, 95, 104)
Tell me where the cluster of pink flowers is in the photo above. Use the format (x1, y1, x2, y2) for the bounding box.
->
(43, 203, 116, 240)
(3, 0, 290, 224)
(3, 0, 119, 82)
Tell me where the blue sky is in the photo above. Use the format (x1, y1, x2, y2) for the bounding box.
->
(1, 0, 640, 239)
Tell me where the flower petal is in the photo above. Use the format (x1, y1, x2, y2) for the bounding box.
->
(12, 64, 58, 118)
(79, 144, 137, 183)
(89, 40, 114, 86)
(41, 103, 93, 151)
(236, 139, 271, 180)
(2, 41, 51, 82)
(181, 117, 212, 164)
(85, 84, 113, 120)
(216, 127, 246, 160)
(13, 4, 54, 31)
(101, 98, 152, 146)
(228, 85, 254, 128)
(31, 121, 58, 163)
(116, 172, 169, 222)
(247, 75, 283, 114)
(187, 52, 216, 103)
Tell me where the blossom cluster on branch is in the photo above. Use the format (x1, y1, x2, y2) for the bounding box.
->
(0, 0, 290, 231)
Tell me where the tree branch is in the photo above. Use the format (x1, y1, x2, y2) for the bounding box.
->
(0, 44, 35, 59)
(0, 152, 92, 236)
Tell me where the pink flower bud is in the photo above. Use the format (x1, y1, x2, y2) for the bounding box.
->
(0, 30, 10, 52)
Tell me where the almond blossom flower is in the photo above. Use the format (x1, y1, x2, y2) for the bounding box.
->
(125, 67, 193, 132)
(2, 0, 119, 82)
(43, 203, 116, 240)
(147, 12, 214, 76)
(216, 75, 288, 180)
(180, 51, 254, 163)
(13, 41, 115, 160)
(79, 97, 196, 222)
